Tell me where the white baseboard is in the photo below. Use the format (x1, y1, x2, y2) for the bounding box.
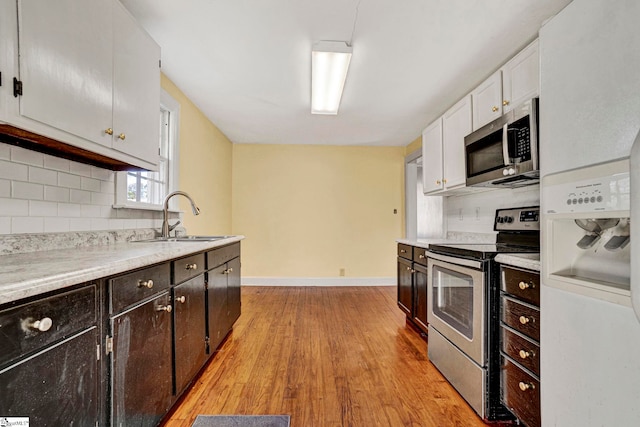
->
(241, 277, 395, 287)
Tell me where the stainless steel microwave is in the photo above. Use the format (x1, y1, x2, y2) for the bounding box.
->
(465, 98, 539, 188)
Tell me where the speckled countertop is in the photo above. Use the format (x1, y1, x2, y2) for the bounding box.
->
(495, 253, 540, 271)
(397, 232, 497, 249)
(0, 236, 244, 305)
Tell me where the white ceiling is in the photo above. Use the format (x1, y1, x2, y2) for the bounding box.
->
(120, 0, 572, 147)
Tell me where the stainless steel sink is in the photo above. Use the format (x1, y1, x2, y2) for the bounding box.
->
(135, 235, 232, 243)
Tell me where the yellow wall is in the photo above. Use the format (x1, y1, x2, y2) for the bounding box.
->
(232, 144, 405, 278)
(405, 135, 421, 156)
(161, 74, 233, 235)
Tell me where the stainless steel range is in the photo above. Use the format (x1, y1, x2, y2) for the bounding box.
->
(427, 206, 540, 421)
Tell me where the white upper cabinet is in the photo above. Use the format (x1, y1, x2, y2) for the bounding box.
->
(442, 95, 472, 191)
(0, 0, 160, 170)
(422, 95, 473, 195)
(501, 39, 539, 113)
(471, 70, 503, 131)
(18, 0, 114, 148)
(112, 1, 160, 162)
(422, 118, 444, 194)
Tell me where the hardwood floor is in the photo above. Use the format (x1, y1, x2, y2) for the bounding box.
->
(162, 286, 487, 427)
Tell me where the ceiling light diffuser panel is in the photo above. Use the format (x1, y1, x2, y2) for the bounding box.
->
(311, 41, 352, 115)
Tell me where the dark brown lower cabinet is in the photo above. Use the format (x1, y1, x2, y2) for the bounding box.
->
(396, 243, 428, 335)
(110, 292, 173, 427)
(226, 257, 241, 332)
(0, 327, 99, 425)
(412, 264, 428, 331)
(207, 255, 241, 353)
(397, 256, 413, 316)
(173, 274, 207, 396)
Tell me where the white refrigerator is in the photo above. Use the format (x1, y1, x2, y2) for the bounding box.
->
(539, 0, 640, 425)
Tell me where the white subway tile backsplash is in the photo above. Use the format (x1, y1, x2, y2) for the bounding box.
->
(81, 205, 102, 218)
(81, 177, 101, 192)
(0, 144, 10, 160)
(69, 218, 92, 232)
(43, 154, 70, 172)
(12, 217, 44, 234)
(2, 146, 164, 235)
(29, 200, 58, 217)
(0, 217, 10, 234)
(58, 172, 82, 189)
(70, 189, 92, 204)
(100, 180, 115, 194)
(69, 161, 92, 177)
(90, 218, 109, 231)
(29, 167, 57, 185)
(58, 203, 81, 217)
(91, 192, 113, 206)
(0, 160, 28, 181)
(44, 217, 70, 233)
(0, 198, 29, 216)
(91, 167, 114, 182)
(0, 179, 9, 198)
(12, 181, 44, 200)
(10, 146, 44, 167)
(44, 186, 70, 203)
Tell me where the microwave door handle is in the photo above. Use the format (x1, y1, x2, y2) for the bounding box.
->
(502, 123, 511, 166)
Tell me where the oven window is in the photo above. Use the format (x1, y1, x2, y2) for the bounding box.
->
(466, 128, 504, 177)
(432, 265, 474, 339)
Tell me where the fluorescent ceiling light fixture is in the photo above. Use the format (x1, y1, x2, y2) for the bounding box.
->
(311, 41, 352, 115)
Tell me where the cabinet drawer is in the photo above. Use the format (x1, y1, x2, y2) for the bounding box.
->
(501, 357, 541, 427)
(397, 243, 412, 260)
(110, 263, 170, 313)
(207, 242, 240, 270)
(173, 253, 205, 284)
(501, 326, 540, 376)
(501, 296, 540, 341)
(413, 247, 428, 266)
(0, 285, 97, 367)
(501, 266, 540, 306)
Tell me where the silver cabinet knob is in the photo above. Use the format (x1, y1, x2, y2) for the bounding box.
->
(156, 304, 172, 313)
(519, 315, 532, 325)
(223, 267, 234, 274)
(519, 381, 534, 392)
(186, 263, 198, 270)
(137, 279, 154, 289)
(176, 296, 186, 304)
(25, 317, 53, 332)
(519, 349, 532, 359)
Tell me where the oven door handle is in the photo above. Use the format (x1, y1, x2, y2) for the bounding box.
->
(426, 251, 483, 270)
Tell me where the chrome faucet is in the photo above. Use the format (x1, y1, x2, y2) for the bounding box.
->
(162, 191, 200, 238)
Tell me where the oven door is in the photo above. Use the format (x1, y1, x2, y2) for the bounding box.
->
(427, 252, 485, 366)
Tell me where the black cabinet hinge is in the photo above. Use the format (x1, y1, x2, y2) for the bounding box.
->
(13, 77, 22, 97)
(159, 59, 162, 68)
(0, 71, 2, 87)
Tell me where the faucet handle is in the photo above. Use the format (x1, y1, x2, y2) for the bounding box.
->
(168, 220, 181, 232)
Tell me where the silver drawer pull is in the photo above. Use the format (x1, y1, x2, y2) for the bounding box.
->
(185, 263, 198, 270)
(176, 296, 186, 304)
(400, 249, 407, 253)
(24, 317, 53, 332)
(419, 254, 425, 259)
(137, 279, 154, 289)
(156, 304, 172, 313)
(519, 381, 535, 392)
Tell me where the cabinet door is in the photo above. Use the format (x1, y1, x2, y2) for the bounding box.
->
(173, 275, 207, 396)
(442, 95, 472, 190)
(112, 1, 160, 165)
(472, 70, 502, 130)
(0, 328, 99, 425)
(421, 118, 444, 194)
(226, 257, 241, 332)
(413, 264, 428, 333)
(501, 39, 539, 112)
(397, 257, 413, 316)
(207, 264, 229, 353)
(111, 292, 173, 427)
(17, 0, 113, 147)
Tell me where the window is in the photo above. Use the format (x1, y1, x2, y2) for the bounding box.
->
(115, 90, 179, 210)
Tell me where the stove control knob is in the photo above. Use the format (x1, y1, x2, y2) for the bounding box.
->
(503, 169, 509, 176)
(508, 168, 516, 175)
(505, 216, 514, 223)
(496, 217, 503, 223)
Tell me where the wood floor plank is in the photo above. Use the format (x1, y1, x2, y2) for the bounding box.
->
(162, 286, 487, 427)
